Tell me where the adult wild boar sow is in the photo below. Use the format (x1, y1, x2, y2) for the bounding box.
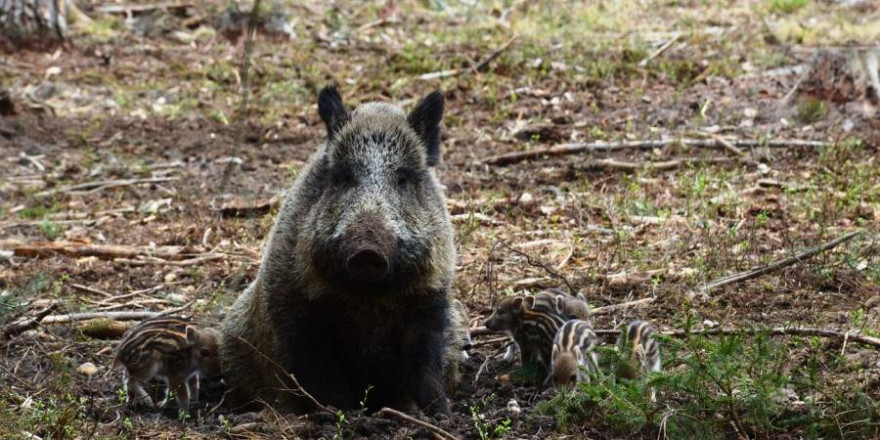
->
(220, 87, 457, 414)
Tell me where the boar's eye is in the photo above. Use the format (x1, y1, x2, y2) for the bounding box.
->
(570, 374, 577, 383)
(331, 170, 354, 189)
(396, 170, 416, 191)
(200, 348, 212, 358)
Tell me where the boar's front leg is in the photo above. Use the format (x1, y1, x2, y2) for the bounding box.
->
(401, 325, 450, 415)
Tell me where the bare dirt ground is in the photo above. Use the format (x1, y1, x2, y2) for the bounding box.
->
(2, 1, 880, 439)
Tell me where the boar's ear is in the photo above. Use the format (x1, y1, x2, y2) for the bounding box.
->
(407, 90, 444, 167)
(318, 86, 348, 137)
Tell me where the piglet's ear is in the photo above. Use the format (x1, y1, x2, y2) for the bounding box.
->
(318, 86, 348, 137)
(523, 296, 536, 310)
(407, 90, 444, 167)
(185, 326, 199, 345)
(511, 297, 524, 310)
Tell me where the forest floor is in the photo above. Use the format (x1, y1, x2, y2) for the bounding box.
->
(2, 0, 880, 439)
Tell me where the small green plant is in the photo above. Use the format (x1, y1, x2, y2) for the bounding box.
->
(470, 395, 511, 440)
(38, 221, 63, 240)
(797, 97, 827, 124)
(768, 0, 809, 14)
(333, 410, 346, 440)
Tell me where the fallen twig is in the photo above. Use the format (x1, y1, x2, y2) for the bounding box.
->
(469, 336, 508, 349)
(701, 230, 864, 292)
(113, 254, 225, 267)
(35, 177, 179, 197)
(13, 241, 207, 261)
(378, 407, 461, 440)
(1, 304, 58, 340)
(473, 343, 509, 386)
(591, 297, 654, 316)
(469, 326, 493, 337)
(481, 138, 830, 166)
(638, 33, 680, 67)
(70, 283, 114, 298)
(218, 197, 280, 218)
(497, 240, 576, 295)
(592, 326, 880, 349)
(3, 302, 193, 334)
(419, 35, 517, 81)
(574, 157, 733, 172)
(96, 2, 192, 14)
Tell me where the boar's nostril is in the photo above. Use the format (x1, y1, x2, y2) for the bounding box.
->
(346, 249, 389, 282)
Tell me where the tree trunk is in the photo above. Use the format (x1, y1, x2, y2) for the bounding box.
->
(0, 0, 89, 46)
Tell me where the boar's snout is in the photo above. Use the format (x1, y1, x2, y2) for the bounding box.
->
(342, 212, 397, 283)
(347, 248, 389, 282)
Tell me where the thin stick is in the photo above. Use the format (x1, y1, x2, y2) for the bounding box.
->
(419, 35, 517, 81)
(1, 304, 58, 339)
(70, 283, 114, 298)
(473, 343, 508, 385)
(113, 254, 224, 267)
(574, 157, 733, 172)
(35, 177, 179, 197)
(469, 326, 493, 337)
(378, 407, 461, 440)
(469, 336, 508, 349)
(638, 33, 679, 67)
(481, 138, 830, 166)
(497, 240, 576, 295)
(592, 326, 880, 349)
(701, 230, 864, 292)
(221, 331, 335, 416)
(14, 241, 207, 261)
(591, 297, 654, 316)
(4, 302, 193, 331)
(711, 135, 747, 158)
(471, 35, 518, 73)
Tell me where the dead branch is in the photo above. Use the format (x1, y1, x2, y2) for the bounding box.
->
(70, 283, 114, 297)
(1, 304, 58, 340)
(472, 35, 518, 73)
(3, 302, 192, 334)
(419, 35, 517, 81)
(13, 241, 207, 261)
(96, 2, 192, 14)
(218, 197, 280, 218)
(593, 326, 880, 349)
(378, 407, 461, 440)
(577, 157, 735, 172)
(638, 33, 679, 67)
(470, 336, 508, 349)
(497, 240, 576, 295)
(473, 343, 509, 386)
(35, 177, 179, 197)
(469, 326, 493, 337)
(591, 297, 654, 316)
(481, 138, 830, 166)
(113, 254, 224, 267)
(701, 229, 864, 292)
(450, 213, 504, 225)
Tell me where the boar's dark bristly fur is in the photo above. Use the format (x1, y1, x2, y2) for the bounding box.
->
(220, 87, 457, 415)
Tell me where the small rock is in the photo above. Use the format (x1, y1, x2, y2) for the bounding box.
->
(518, 192, 534, 205)
(702, 319, 719, 328)
(506, 399, 522, 416)
(164, 272, 178, 283)
(497, 374, 511, 384)
(77, 362, 99, 376)
(165, 292, 186, 304)
(743, 107, 758, 118)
